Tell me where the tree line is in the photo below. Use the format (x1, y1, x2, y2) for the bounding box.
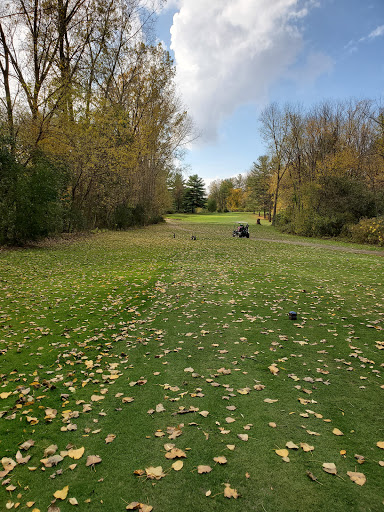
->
(0, 0, 193, 244)
(206, 98, 384, 243)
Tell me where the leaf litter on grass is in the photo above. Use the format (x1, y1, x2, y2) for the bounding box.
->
(0, 223, 383, 510)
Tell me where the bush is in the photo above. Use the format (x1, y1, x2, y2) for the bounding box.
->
(349, 217, 384, 246)
(207, 198, 217, 212)
(0, 147, 68, 245)
(276, 176, 377, 238)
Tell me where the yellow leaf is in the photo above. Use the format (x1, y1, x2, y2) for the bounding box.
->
(347, 471, 366, 486)
(0, 392, 12, 399)
(172, 460, 183, 471)
(69, 497, 79, 505)
(333, 428, 344, 436)
(377, 441, 384, 449)
(26, 502, 35, 508)
(53, 485, 69, 500)
(275, 449, 289, 458)
(68, 447, 84, 460)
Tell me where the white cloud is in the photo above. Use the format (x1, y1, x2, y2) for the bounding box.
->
(169, 0, 319, 143)
(367, 24, 384, 39)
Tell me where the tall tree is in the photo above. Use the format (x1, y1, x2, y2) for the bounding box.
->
(183, 174, 206, 213)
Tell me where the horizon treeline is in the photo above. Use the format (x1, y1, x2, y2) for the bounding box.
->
(207, 98, 384, 243)
(0, 0, 193, 244)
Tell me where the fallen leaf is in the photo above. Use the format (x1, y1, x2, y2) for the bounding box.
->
(275, 449, 289, 458)
(224, 483, 239, 499)
(53, 485, 69, 500)
(41, 455, 63, 468)
(20, 440, 35, 451)
(237, 434, 248, 441)
(286, 441, 299, 450)
(145, 466, 165, 480)
(126, 503, 153, 512)
(332, 428, 344, 436)
(347, 471, 366, 486)
(377, 441, 384, 449)
(165, 448, 186, 459)
(300, 443, 314, 452)
(172, 460, 183, 471)
(197, 465, 212, 474)
(322, 462, 337, 475)
(86, 455, 102, 467)
(69, 497, 79, 505)
(213, 456, 227, 464)
(68, 447, 84, 460)
(268, 364, 279, 375)
(105, 434, 116, 444)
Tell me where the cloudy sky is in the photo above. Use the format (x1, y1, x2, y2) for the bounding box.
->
(156, 0, 384, 189)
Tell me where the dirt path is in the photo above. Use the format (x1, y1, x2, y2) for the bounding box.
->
(165, 219, 384, 257)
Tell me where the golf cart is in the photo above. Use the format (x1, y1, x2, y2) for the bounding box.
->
(232, 222, 249, 238)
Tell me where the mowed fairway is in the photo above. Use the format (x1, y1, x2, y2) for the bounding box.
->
(0, 215, 383, 512)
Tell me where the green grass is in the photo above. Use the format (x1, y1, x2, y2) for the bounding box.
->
(0, 217, 383, 511)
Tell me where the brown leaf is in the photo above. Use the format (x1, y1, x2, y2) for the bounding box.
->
(197, 465, 212, 474)
(16, 450, 31, 464)
(213, 456, 227, 464)
(86, 455, 102, 467)
(224, 483, 239, 499)
(237, 434, 248, 441)
(300, 443, 314, 452)
(322, 462, 337, 475)
(41, 455, 63, 468)
(20, 440, 35, 451)
(105, 434, 116, 444)
(286, 441, 299, 450)
(347, 471, 366, 486)
(172, 460, 183, 471)
(145, 466, 165, 480)
(268, 364, 279, 375)
(165, 448, 186, 459)
(126, 502, 153, 511)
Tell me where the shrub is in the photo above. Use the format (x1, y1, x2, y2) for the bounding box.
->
(349, 217, 384, 246)
(0, 147, 68, 245)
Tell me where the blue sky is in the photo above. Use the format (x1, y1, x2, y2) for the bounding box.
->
(155, 0, 384, 189)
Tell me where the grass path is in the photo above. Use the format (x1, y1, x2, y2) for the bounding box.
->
(0, 217, 383, 511)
